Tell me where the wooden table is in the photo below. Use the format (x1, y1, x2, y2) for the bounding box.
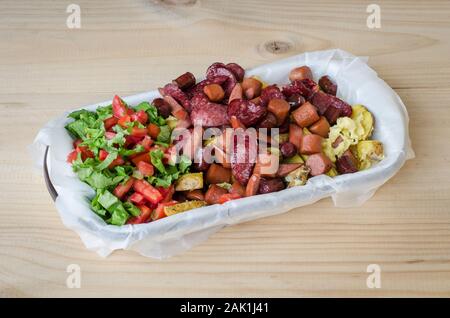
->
(1, 0, 449, 297)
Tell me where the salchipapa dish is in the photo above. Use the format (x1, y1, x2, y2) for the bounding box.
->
(65, 62, 384, 225)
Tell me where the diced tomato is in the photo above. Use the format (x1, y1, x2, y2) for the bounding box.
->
(133, 179, 163, 204)
(147, 123, 161, 139)
(99, 149, 108, 161)
(67, 150, 78, 163)
(113, 177, 135, 199)
(139, 136, 153, 151)
(118, 115, 131, 128)
(217, 193, 242, 204)
(131, 110, 148, 125)
(108, 156, 125, 169)
(76, 145, 94, 161)
(105, 131, 116, 140)
(131, 152, 151, 166)
(127, 205, 152, 224)
(129, 192, 146, 205)
(131, 127, 148, 137)
(137, 161, 154, 177)
(125, 135, 144, 148)
(157, 184, 175, 203)
(112, 95, 128, 119)
(104, 116, 118, 131)
(73, 139, 82, 148)
(151, 201, 177, 221)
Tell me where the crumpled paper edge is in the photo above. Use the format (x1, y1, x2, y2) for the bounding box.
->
(29, 49, 414, 259)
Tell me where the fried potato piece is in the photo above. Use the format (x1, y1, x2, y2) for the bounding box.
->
(175, 172, 204, 191)
(355, 140, 384, 170)
(284, 165, 310, 188)
(351, 104, 374, 140)
(164, 200, 207, 216)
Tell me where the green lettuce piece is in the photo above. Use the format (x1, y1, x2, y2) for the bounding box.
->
(91, 193, 108, 216)
(96, 105, 113, 120)
(97, 190, 119, 212)
(95, 151, 118, 171)
(65, 120, 89, 140)
(178, 155, 191, 174)
(110, 204, 129, 226)
(150, 149, 166, 174)
(157, 125, 171, 144)
(68, 109, 92, 120)
(119, 144, 144, 157)
(147, 175, 173, 188)
(135, 102, 166, 126)
(123, 202, 141, 217)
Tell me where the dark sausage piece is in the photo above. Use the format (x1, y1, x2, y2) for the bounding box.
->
(318, 75, 337, 96)
(230, 134, 255, 186)
(278, 118, 290, 133)
(186, 76, 229, 98)
(287, 93, 305, 111)
(227, 99, 267, 127)
(161, 83, 192, 112)
(191, 102, 229, 127)
(282, 78, 319, 100)
(257, 112, 278, 129)
(324, 105, 341, 125)
(280, 142, 296, 158)
(260, 85, 285, 107)
(336, 149, 359, 174)
(309, 91, 331, 115)
(225, 63, 245, 82)
(173, 191, 187, 202)
(173, 72, 196, 90)
(151, 98, 171, 118)
(258, 178, 285, 194)
(206, 63, 237, 96)
(310, 91, 352, 119)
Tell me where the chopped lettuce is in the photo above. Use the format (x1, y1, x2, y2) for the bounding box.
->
(157, 125, 171, 144)
(65, 99, 191, 225)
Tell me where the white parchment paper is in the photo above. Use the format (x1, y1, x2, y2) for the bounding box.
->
(30, 49, 414, 259)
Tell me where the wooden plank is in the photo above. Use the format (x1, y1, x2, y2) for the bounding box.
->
(0, 0, 449, 297)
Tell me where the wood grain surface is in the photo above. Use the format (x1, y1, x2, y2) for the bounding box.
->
(0, 0, 449, 297)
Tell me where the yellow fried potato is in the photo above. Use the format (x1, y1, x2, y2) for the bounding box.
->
(356, 140, 384, 170)
(351, 104, 374, 140)
(164, 200, 207, 216)
(326, 166, 338, 177)
(165, 116, 178, 130)
(282, 154, 304, 164)
(174, 172, 204, 191)
(285, 165, 310, 187)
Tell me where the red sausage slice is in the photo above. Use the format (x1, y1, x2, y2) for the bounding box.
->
(300, 134, 323, 155)
(306, 153, 333, 176)
(292, 102, 320, 128)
